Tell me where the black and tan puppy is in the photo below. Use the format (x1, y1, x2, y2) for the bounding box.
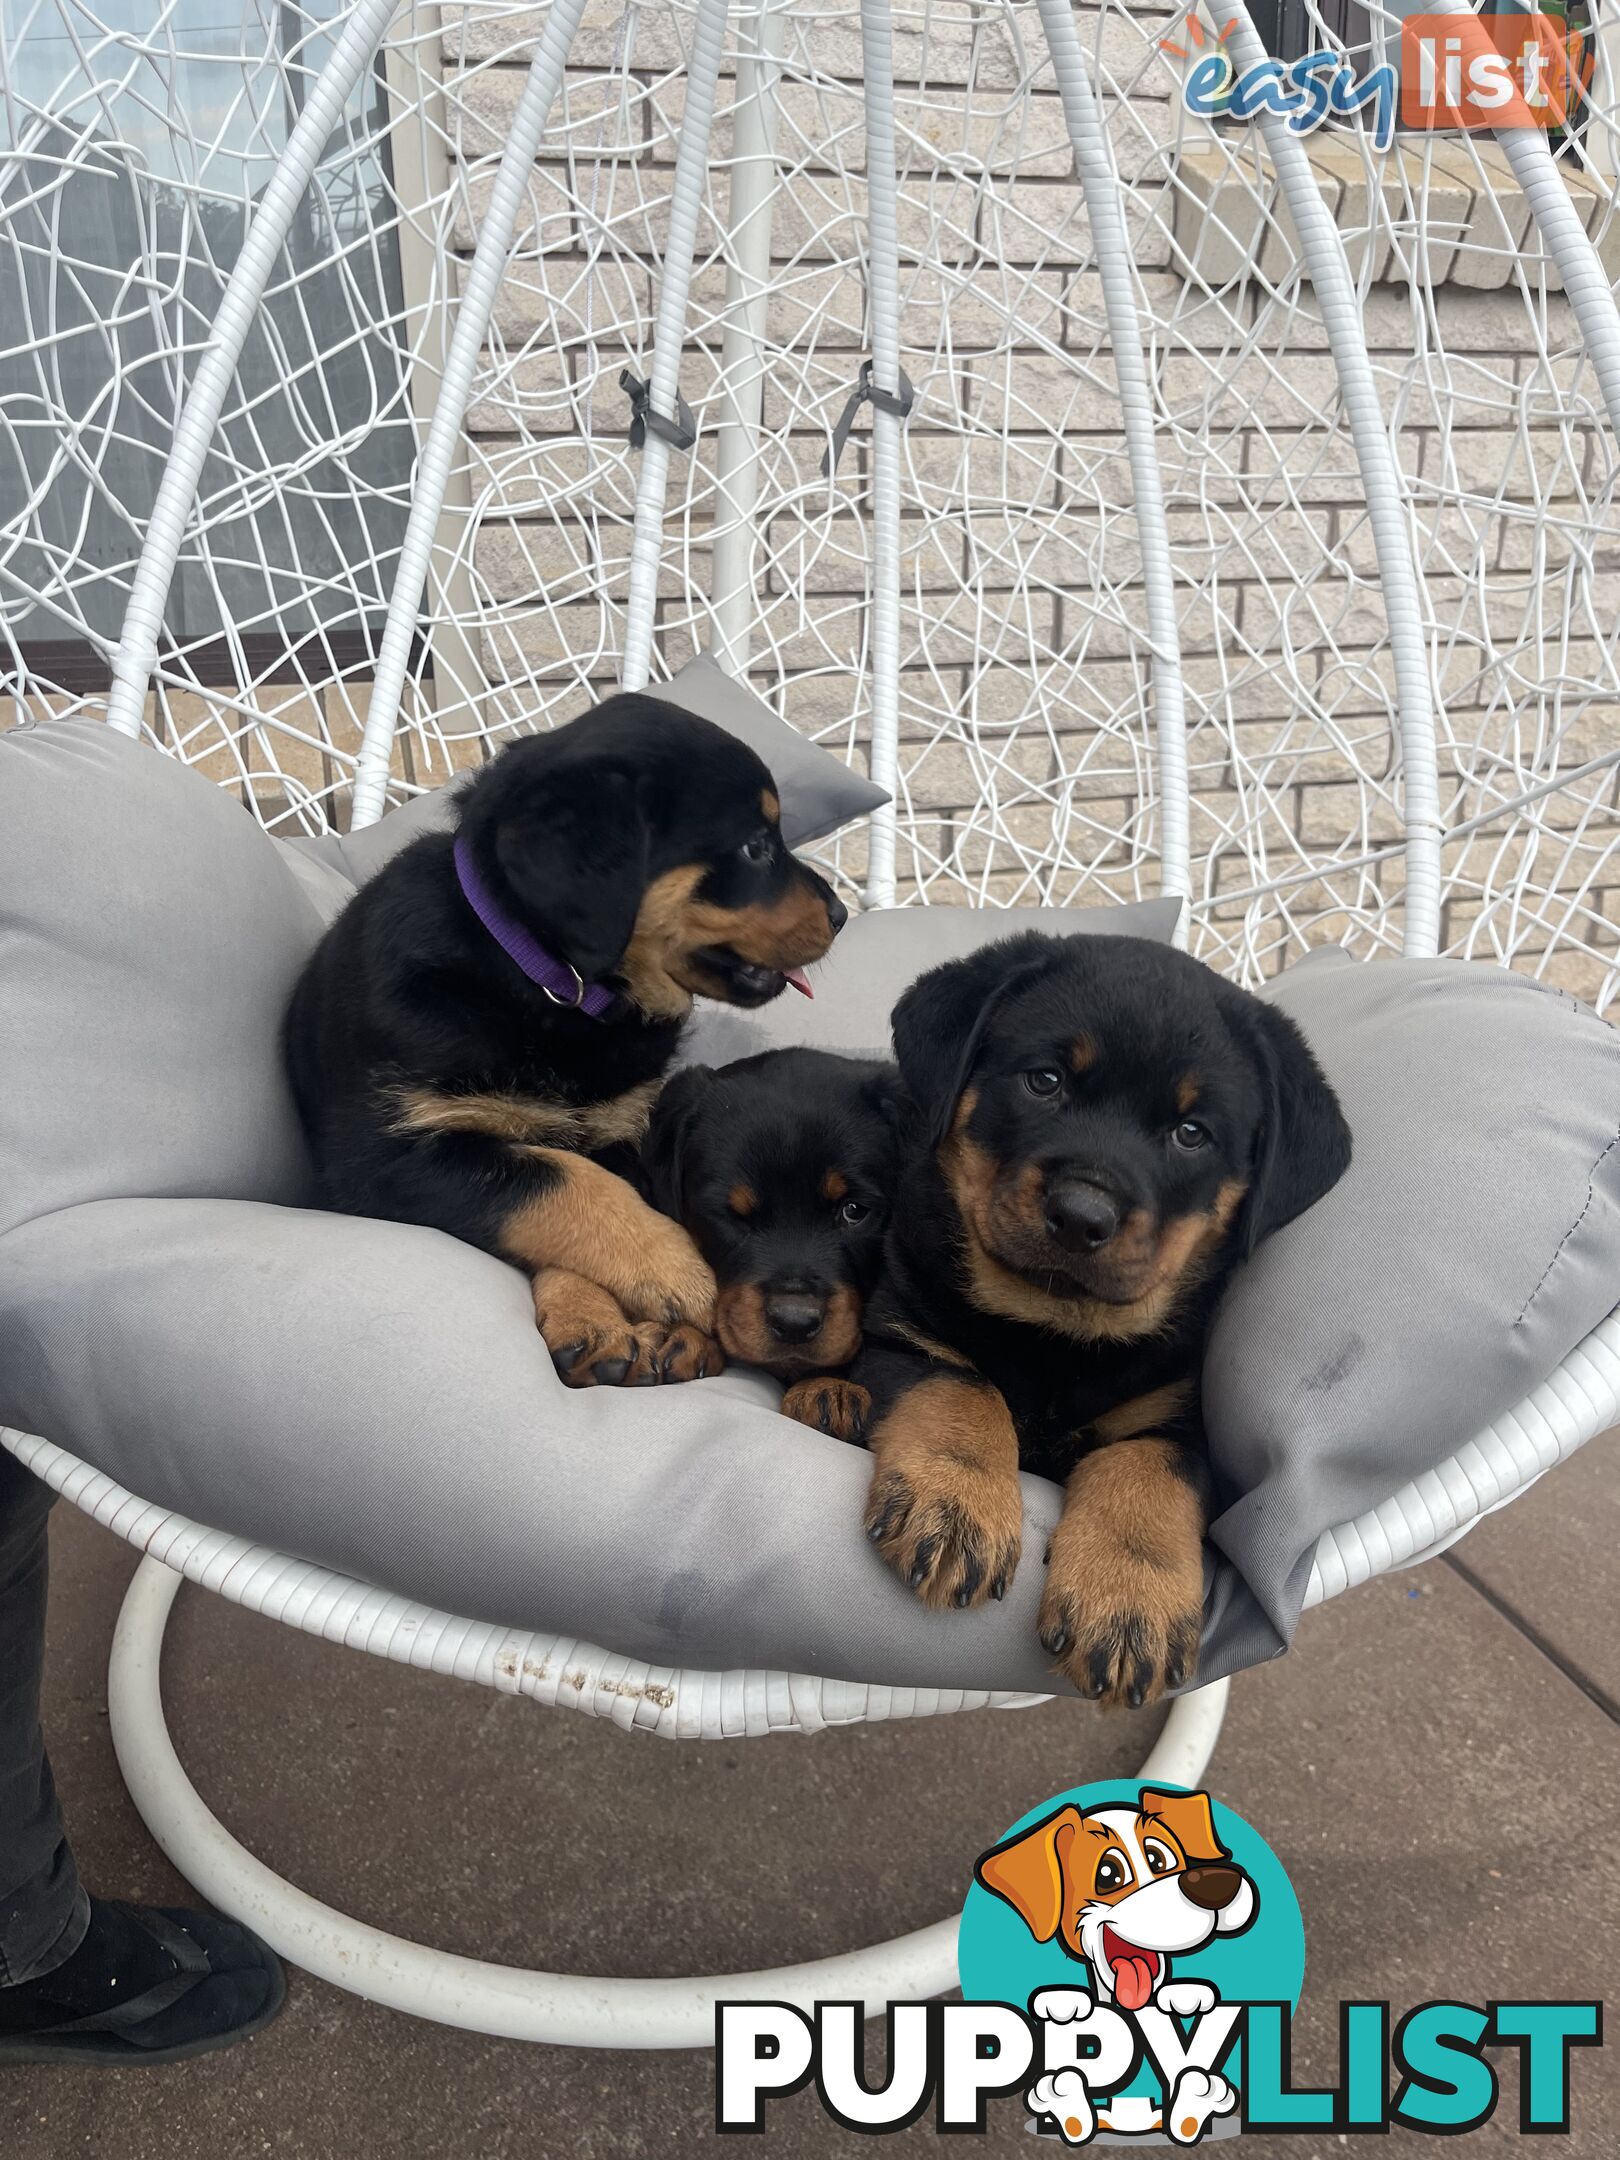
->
(283, 694, 846, 1387)
(801, 932, 1349, 1707)
(644, 1049, 902, 1426)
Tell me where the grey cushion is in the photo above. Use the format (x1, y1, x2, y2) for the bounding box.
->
(688, 896, 1187, 1064)
(0, 719, 321, 1239)
(1, 722, 1615, 1693)
(1199, 945, 1620, 1683)
(287, 652, 888, 891)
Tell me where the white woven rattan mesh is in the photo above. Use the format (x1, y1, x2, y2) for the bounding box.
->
(2, 0, 1618, 1000)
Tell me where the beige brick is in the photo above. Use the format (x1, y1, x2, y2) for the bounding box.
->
(451, 165, 581, 253)
(943, 798, 1144, 876)
(1162, 349, 1344, 432)
(895, 733, 1054, 810)
(900, 268, 1069, 353)
(465, 347, 578, 435)
(1298, 782, 1416, 847)
(445, 0, 688, 70)
(1496, 512, 1602, 573)
(778, 5, 1027, 93)
(1422, 426, 1582, 505)
(904, 428, 1064, 507)
(963, 350, 1122, 433)
(492, 261, 655, 339)
(453, 66, 651, 162)
(763, 510, 956, 597)
(764, 264, 868, 352)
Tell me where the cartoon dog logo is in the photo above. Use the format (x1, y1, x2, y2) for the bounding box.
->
(974, 1785, 1256, 2012)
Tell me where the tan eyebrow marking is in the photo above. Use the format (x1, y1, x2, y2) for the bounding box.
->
(1069, 1035, 1097, 1074)
(728, 1184, 757, 1217)
(761, 787, 781, 825)
(1175, 1074, 1200, 1114)
(821, 1169, 849, 1202)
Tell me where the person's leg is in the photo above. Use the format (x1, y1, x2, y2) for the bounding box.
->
(0, 1451, 287, 2063)
(0, 1448, 88, 1985)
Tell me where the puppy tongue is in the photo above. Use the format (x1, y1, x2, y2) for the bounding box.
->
(1114, 1953, 1158, 2012)
(785, 966, 814, 998)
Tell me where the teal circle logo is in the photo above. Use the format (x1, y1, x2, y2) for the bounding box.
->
(959, 1780, 1304, 2143)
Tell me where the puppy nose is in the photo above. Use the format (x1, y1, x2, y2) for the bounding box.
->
(763, 1287, 825, 1345)
(1044, 1178, 1122, 1252)
(825, 891, 849, 934)
(1180, 1865, 1243, 1912)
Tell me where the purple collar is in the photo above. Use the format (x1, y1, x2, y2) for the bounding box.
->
(453, 833, 620, 1019)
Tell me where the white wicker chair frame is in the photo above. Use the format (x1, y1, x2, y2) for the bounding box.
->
(7, 0, 1620, 2045)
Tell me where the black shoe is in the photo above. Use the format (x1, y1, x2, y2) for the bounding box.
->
(0, 1896, 286, 2066)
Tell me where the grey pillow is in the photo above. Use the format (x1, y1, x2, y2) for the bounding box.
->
(682, 897, 1186, 1068)
(0, 718, 320, 1239)
(287, 652, 888, 889)
(1198, 945, 1620, 1682)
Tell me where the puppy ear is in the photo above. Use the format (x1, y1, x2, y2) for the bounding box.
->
(1228, 996, 1352, 1257)
(974, 1805, 1082, 1945)
(643, 1064, 715, 1223)
(891, 935, 1058, 1148)
(466, 752, 653, 983)
(859, 1061, 912, 1135)
(1138, 1788, 1228, 1866)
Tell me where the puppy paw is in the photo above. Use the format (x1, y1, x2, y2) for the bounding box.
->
(651, 1323, 725, 1383)
(1040, 1439, 1206, 1708)
(780, 1377, 871, 1443)
(864, 1458, 1022, 1612)
(533, 1270, 659, 1389)
(618, 1221, 719, 1332)
(1037, 1556, 1202, 1709)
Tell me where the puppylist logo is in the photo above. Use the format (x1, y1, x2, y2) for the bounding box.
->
(1160, 6, 1592, 152)
(715, 1781, 1603, 2140)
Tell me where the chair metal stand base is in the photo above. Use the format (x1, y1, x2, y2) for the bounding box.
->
(107, 1555, 1231, 2049)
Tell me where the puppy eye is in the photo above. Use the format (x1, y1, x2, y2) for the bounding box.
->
(1022, 1068, 1063, 1099)
(1094, 1850, 1130, 1895)
(1171, 1120, 1211, 1151)
(1143, 1839, 1178, 1876)
(837, 1197, 874, 1227)
(739, 830, 774, 865)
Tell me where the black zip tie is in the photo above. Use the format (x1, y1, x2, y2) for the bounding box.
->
(822, 358, 916, 477)
(620, 368, 698, 452)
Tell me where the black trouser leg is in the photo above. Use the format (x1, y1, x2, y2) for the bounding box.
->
(0, 1450, 88, 1986)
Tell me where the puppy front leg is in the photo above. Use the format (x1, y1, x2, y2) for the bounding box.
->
(500, 1148, 718, 1333)
(1038, 1435, 1208, 1708)
(862, 1367, 1023, 1611)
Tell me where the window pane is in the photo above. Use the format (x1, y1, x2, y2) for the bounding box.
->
(0, 0, 413, 674)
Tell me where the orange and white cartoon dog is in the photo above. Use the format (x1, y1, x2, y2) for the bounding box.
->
(975, 1786, 1256, 2013)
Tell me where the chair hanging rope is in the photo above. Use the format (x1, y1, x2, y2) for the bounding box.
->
(858, 0, 906, 909)
(1218, 0, 1446, 960)
(349, 0, 594, 828)
(620, 0, 734, 694)
(1034, 0, 1190, 929)
(709, 0, 789, 680)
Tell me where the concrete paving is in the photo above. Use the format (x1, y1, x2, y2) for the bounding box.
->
(6, 1430, 1618, 2158)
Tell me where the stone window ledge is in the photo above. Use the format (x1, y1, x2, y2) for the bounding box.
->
(1170, 136, 1620, 290)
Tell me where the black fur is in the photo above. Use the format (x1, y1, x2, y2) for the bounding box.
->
(282, 693, 846, 1272)
(644, 1048, 905, 1376)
